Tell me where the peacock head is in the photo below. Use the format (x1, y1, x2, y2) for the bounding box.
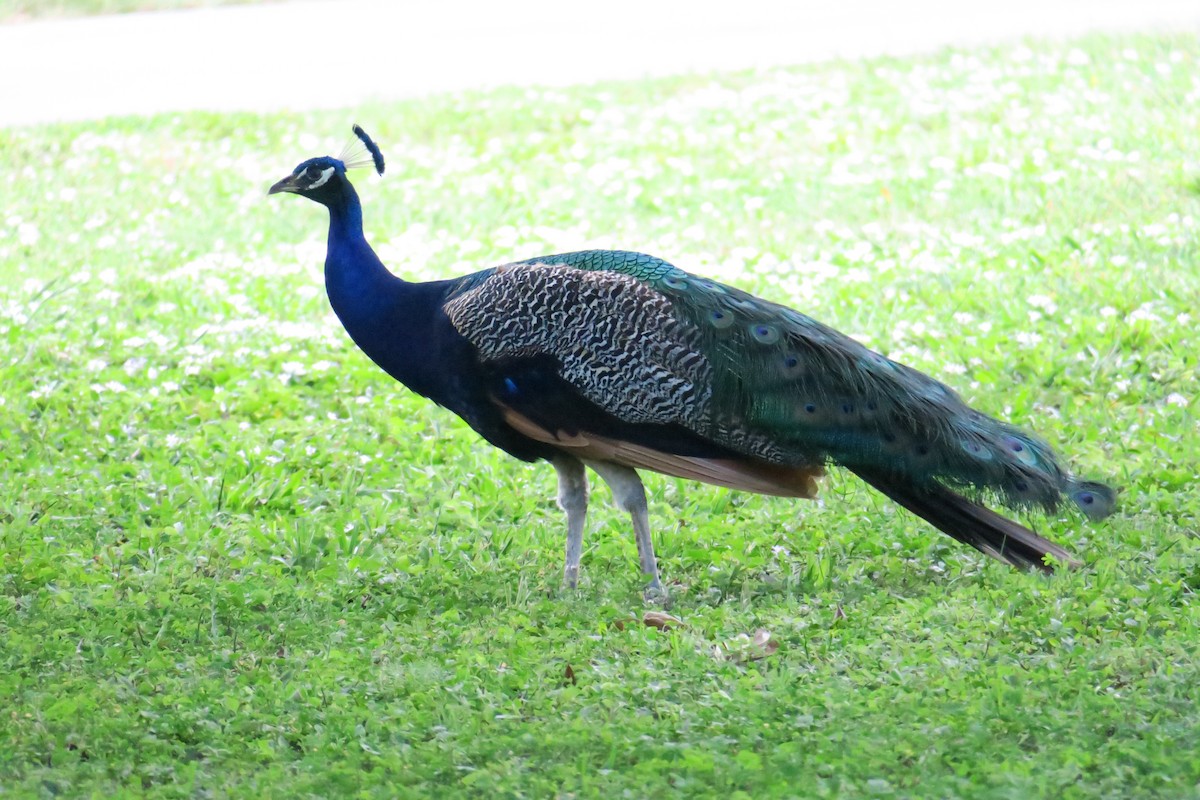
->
(269, 124, 385, 203)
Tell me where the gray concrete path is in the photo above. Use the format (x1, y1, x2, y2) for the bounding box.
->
(1, 0, 1198, 127)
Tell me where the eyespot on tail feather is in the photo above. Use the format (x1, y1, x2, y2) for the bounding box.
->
(1067, 479, 1117, 521)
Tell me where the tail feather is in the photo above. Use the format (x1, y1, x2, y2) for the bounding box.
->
(852, 466, 1081, 572)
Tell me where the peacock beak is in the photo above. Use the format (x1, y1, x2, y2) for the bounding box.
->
(268, 174, 300, 195)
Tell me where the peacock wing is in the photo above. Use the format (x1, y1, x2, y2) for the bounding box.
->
(442, 261, 713, 431)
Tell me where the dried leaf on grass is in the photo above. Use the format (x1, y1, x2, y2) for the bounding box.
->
(642, 611, 684, 630)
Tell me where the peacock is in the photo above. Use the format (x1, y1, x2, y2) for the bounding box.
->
(269, 125, 1115, 597)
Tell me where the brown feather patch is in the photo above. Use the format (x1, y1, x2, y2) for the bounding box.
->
(501, 407, 823, 499)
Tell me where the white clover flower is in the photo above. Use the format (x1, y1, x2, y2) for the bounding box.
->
(1015, 332, 1043, 347)
(1027, 295, 1058, 315)
(17, 223, 39, 246)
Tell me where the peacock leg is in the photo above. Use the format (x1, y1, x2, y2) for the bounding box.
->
(553, 455, 589, 589)
(584, 460, 666, 601)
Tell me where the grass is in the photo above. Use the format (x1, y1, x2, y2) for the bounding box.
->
(2, 32, 1199, 799)
(0, 0, 265, 23)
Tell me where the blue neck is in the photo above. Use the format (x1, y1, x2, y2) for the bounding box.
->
(322, 182, 400, 324)
(318, 179, 457, 400)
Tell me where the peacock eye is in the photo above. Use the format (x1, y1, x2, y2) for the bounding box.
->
(296, 164, 337, 190)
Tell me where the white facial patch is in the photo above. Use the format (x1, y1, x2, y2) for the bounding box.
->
(307, 166, 336, 190)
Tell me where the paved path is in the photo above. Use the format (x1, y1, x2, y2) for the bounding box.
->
(1, 0, 1198, 127)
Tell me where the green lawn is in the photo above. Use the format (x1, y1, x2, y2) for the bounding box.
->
(1, 33, 1198, 799)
